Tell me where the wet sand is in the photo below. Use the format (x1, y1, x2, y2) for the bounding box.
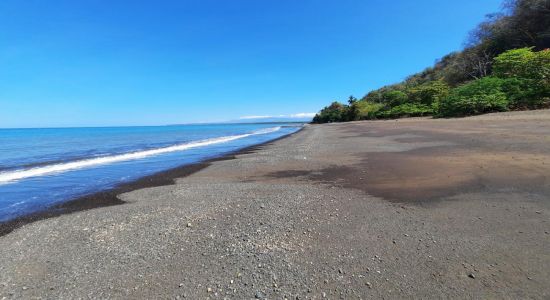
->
(1, 110, 549, 299)
(0, 132, 298, 237)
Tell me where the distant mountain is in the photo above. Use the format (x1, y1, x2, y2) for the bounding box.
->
(226, 116, 312, 124)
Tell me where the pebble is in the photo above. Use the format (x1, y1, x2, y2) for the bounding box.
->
(186, 223, 192, 228)
(255, 291, 265, 299)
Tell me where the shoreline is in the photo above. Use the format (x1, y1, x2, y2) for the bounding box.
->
(0, 127, 304, 237)
(1, 110, 549, 298)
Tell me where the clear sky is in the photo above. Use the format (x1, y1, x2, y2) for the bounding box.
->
(0, 0, 503, 128)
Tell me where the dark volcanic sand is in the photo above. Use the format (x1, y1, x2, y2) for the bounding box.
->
(1, 110, 549, 299)
(0, 132, 296, 237)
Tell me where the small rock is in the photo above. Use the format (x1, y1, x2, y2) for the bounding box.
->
(366, 282, 372, 288)
(468, 273, 476, 279)
(186, 223, 192, 228)
(255, 291, 265, 299)
(207, 287, 212, 293)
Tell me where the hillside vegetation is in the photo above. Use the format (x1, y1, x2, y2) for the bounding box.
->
(313, 0, 550, 123)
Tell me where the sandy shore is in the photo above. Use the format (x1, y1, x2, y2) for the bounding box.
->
(1, 110, 550, 299)
(0, 134, 292, 237)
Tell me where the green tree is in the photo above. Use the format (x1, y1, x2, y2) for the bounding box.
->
(493, 47, 550, 81)
(438, 77, 510, 117)
(351, 101, 384, 120)
(312, 102, 349, 123)
(382, 90, 408, 107)
(493, 47, 537, 78)
(407, 80, 450, 106)
(379, 103, 433, 118)
(493, 48, 550, 108)
(315, 1, 550, 122)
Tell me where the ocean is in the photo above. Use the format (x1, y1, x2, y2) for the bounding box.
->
(0, 123, 301, 222)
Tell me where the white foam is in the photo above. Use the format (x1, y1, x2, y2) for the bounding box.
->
(0, 126, 282, 184)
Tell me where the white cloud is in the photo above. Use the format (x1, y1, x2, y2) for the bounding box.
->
(287, 112, 316, 118)
(238, 115, 273, 120)
(239, 113, 316, 120)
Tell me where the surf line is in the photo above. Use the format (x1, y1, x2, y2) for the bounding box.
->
(0, 127, 282, 184)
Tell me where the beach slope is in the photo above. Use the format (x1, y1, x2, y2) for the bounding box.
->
(1, 110, 550, 299)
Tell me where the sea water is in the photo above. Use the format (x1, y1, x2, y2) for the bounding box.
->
(0, 123, 301, 221)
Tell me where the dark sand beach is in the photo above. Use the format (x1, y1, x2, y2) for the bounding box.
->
(1, 110, 550, 299)
(0, 132, 298, 237)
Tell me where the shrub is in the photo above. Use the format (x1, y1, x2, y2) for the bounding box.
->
(493, 48, 550, 108)
(382, 90, 408, 106)
(362, 90, 384, 103)
(500, 77, 549, 109)
(407, 80, 450, 106)
(312, 102, 349, 123)
(493, 47, 537, 79)
(378, 103, 433, 118)
(438, 77, 509, 117)
(352, 101, 384, 120)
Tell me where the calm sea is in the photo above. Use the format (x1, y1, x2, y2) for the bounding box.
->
(0, 123, 301, 221)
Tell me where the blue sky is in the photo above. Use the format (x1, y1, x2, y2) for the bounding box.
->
(0, 0, 503, 128)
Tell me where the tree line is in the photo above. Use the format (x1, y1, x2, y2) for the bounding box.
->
(313, 0, 550, 123)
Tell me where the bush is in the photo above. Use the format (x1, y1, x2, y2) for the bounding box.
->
(312, 102, 349, 123)
(500, 77, 549, 109)
(438, 77, 509, 117)
(493, 48, 537, 78)
(493, 48, 550, 108)
(378, 103, 433, 118)
(382, 90, 408, 106)
(407, 80, 450, 106)
(352, 101, 384, 120)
